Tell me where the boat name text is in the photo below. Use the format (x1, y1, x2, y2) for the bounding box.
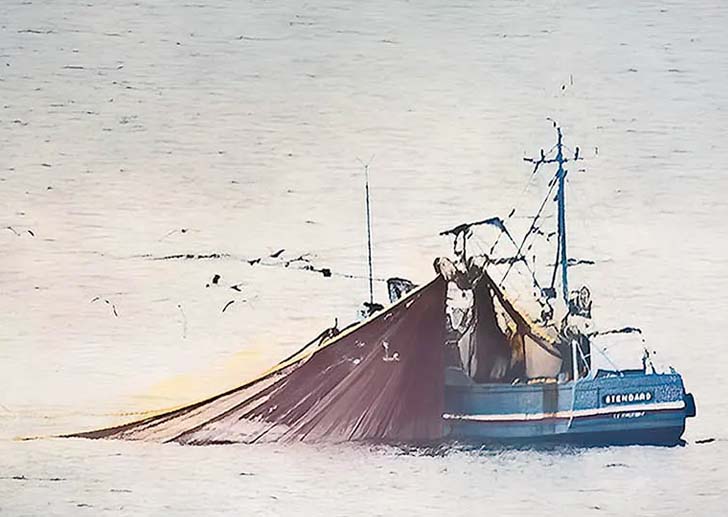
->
(603, 391, 653, 405)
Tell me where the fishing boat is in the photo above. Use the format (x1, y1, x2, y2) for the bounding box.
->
(70, 123, 696, 447)
(429, 123, 697, 446)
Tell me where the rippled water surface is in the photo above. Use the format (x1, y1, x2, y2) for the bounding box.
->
(2, 0, 727, 515)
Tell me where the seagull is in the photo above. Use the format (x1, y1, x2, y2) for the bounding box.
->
(247, 257, 261, 265)
(158, 228, 189, 241)
(91, 297, 118, 317)
(5, 226, 34, 237)
(284, 254, 311, 267)
(206, 274, 221, 287)
(382, 341, 400, 362)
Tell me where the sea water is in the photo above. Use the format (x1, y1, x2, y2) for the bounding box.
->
(1, 0, 727, 515)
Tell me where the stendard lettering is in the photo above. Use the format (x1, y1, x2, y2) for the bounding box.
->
(602, 391, 654, 405)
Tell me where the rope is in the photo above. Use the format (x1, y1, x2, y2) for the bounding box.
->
(499, 171, 559, 287)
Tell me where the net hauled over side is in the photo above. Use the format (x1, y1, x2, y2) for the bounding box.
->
(68, 277, 448, 445)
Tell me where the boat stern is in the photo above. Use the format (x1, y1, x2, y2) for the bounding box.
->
(684, 391, 697, 418)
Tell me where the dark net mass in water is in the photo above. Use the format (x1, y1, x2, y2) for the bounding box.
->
(70, 278, 448, 444)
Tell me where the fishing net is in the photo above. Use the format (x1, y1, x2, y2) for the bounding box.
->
(69, 277, 448, 444)
(69, 263, 564, 445)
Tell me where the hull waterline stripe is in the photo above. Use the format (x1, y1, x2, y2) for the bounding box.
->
(442, 400, 685, 423)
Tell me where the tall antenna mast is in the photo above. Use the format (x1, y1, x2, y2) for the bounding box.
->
(358, 156, 375, 305)
(523, 120, 581, 303)
(555, 125, 569, 301)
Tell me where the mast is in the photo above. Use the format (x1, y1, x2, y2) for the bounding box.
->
(521, 121, 581, 306)
(555, 126, 569, 301)
(363, 161, 374, 305)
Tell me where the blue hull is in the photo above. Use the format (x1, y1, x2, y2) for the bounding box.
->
(443, 369, 694, 447)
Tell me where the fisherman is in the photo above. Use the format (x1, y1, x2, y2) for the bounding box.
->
(434, 256, 473, 368)
(560, 285, 593, 378)
(568, 285, 592, 318)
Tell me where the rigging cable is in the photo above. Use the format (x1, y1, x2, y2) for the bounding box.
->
(499, 170, 559, 288)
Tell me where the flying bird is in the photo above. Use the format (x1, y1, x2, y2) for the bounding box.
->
(91, 297, 118, 317)
(269, 249, 285, 258)
(5, 226, 34, 237)
(284, 254, 312, 267)
(206, 274, 222, 288)
(222, 300, 235, 313)
(158, 228, 189, 241)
